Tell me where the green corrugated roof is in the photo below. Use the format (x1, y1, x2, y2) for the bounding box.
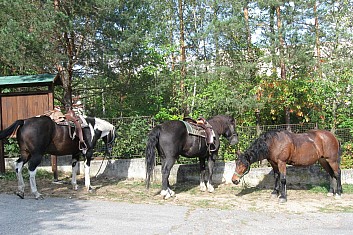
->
(0, 74, 59, 86)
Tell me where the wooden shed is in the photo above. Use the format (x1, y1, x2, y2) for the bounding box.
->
(0, 74, 62, 173)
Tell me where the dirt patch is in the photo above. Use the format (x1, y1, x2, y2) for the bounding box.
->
(1, 175, 352, 213)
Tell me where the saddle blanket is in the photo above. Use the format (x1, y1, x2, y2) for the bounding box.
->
(181, 120, 214, 138)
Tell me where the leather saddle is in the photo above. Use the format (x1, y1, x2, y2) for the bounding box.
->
(43, 109, 87, 152)
(182, 117, 216, 151)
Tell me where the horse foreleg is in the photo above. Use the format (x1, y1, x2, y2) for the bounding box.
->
(84, 161, 93, 192)
(206, 156, 215, 193)
(199, 157, 207, 192)
(15, 160, 25, 199)
(71, 159, 79, 190)
(271, 171, 280, 197)
(269, 162, 280, 198)
(275, 161, 287, 202)
(278, 173, 287, 203)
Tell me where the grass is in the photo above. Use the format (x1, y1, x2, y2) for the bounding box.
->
(308, 183, 353, 194)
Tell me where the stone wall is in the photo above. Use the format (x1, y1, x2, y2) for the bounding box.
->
(5, 157, 353, 187)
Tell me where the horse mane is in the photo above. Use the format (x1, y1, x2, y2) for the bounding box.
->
(242, 129, 282, 164)
(207, 115, 234, 135)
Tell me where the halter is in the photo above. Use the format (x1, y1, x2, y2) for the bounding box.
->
(233, 163, 250, 179)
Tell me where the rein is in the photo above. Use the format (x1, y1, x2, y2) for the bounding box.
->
(95, 129, 115, 178)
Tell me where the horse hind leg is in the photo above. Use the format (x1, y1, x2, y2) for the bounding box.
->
(160, 157, 176, 199)
(318, 158, 340, 198)
(15, 159, 25, 199)
(28, 155, 44, 199)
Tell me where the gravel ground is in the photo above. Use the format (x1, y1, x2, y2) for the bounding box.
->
(1, 176, 353, 234)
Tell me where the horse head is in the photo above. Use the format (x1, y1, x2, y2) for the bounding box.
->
(84, 117, 116, 155)
(212, 115, 238, 145)
(225, 116, 239, 145)
(102, 125, 116, 155)
(95, 118, 116, 155)
(232, 151, 250, 185)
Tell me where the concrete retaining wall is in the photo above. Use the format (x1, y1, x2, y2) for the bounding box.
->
(5, 156, 353, 187)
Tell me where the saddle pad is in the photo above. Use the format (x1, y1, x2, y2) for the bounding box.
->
(181, 121, 207, 138)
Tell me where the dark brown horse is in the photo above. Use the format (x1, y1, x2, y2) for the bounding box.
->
(0, 115, 116, 199)
(146, 115, 238, 199)
(232, 129, 342, 203)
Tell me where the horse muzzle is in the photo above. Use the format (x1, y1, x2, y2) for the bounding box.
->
(229, 135, 239, 145)
(232, 179, 240, 185)
(231, 172, 241, 185)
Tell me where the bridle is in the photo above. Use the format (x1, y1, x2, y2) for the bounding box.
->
(233, 161, 250, 179)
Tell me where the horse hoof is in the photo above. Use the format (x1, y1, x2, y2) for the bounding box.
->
(15, 191, 24, 199)
(278, 197, 287, 203)
(270, 193, 278, 199)
(334, 194, 342, 200)
(35, 195, 44, 200)
(199, 183, 207, 192)
(88, 186, 95, 193)
(207, 183, 214, 193)
(161, 189, 175, 199)
(327, 192, 334, 197)
(72, 184, 79, 191)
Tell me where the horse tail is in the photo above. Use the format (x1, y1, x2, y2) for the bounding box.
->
(0, 120, 24, 139)
(145, 125, 161, 189)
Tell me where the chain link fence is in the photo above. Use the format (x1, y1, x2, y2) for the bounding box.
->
(96, 117, 352, 163)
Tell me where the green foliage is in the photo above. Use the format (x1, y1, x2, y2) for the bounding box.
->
(341, 142, 353, 169)
(3, 138, 19, 158)
(112, 117, 151, 158)
(154, 107, 183, 121)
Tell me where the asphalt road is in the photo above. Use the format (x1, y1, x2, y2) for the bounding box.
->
(1, 193, 353, 235)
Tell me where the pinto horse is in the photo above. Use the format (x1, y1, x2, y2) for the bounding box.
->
(145, 115, 238, 199)
(0, 115, 116, 199)
(232, 129, 342, 203)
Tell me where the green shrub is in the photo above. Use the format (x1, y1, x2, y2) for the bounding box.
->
(341, 142, 353, 169)
(4, 138, 20, 158)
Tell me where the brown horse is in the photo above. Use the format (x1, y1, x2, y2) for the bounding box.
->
(232, 129, 342, 203)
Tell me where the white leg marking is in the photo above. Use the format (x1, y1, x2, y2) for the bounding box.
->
(16, 161, 25, 193)
(200, 182, 207, 192)
(160, 188, 175, 199)
(71, 161, 79, 190)
(207, 181, 214, 193)
(84, 163, 91, 190)
(29, 169, 43, 199)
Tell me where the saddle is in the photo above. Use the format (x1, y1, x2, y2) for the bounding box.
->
(43, 109, 87, 152)
(182, 117, 216, 151)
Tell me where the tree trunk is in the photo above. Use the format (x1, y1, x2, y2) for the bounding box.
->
(276, 5, 290, 126)
(314, 2, 322, 79)
(269, 6, 276, 76)
(178, 0, 188, 116)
